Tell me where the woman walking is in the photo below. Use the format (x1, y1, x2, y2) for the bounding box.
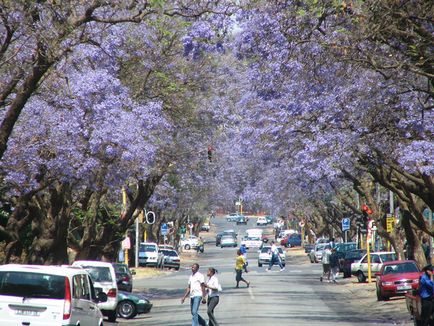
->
(205, 267, 221, 326)
(235, 249, 250, 288)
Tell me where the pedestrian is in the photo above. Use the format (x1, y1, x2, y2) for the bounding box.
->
(266, 241, 285, 271)
(329, 247, 339, 283)
(235, 249, 250, 288)
(181, 263, 207, 326)
(204, 267, 221, 326)
(422, 238, 431, 264)
(197, 237, 204, 254)
(239, 243, 248, 272)
(419, 264, 434, 326)
(320, 245, 332, 282)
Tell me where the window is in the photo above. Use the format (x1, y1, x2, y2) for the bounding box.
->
(73, 274, 90, 300)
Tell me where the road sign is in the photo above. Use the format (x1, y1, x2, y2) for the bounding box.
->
(161, 223, 168, 236)
(342, 218, 350, 231)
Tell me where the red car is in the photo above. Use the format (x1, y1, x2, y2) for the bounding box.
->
(375, 260, 421, 301)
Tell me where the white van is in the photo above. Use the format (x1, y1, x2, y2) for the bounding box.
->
(72, 260, 118, 322)
(0, 264, 106, 326)
(139, 242, 161, 267)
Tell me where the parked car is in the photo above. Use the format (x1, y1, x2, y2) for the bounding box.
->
(258, 246, 286, 267)
(341, 249, 366, 278)
(256, 216, 268, 226)
(159, 249, 181, 270)
(221, 235, 238, 248)
(113, 263, 134, 292)
(117, 291, 153, 319)
(226, 213, 240, 222)
(334, 242, 358, 252)
(351, 251, 397, 282)
(72, 260, 119, 322)
(0, 264, 107, 326)
(216, 230, 237, 246)
(138, 242, 162, 267)
(281, 233, 302, 248)
(304, 243, 315, 253)
(200, 223, 210, 232)
(375, 260, 421, 301)
(241, 236, 263, 249)
(308, 243, 328, 263)
(236, 215, 248, 225)
(265, 215, 275, 225)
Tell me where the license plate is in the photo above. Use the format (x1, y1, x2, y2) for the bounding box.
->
(15, 310, 40, 316)
(397, 285, 411, 291)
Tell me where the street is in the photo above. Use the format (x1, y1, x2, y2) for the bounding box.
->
(109, 218, 412, 325)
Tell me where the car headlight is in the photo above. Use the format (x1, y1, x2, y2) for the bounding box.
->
(382, 281, 394, 286)
(138, 299, 149, 304)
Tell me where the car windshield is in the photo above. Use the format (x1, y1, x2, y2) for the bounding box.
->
(380, 253, 397, 262)
(0, 271, 65, 299)
(246, 237, 261, 241)
(161, 250, 178, 256)
(345, 250, 366, 259)
(140, 244, 157, 252)
(114, 264, 129, 274)
(81, 266, 113, 282)
(222, 236, 234, 240)
(384, 262, 419, 274)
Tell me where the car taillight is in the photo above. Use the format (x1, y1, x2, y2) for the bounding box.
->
(63, 277, 71, 320)
(107, 288, 117, 297)
(122, 276, 130, 282)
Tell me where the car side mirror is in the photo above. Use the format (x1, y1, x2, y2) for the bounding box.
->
(96, 291, 108, 303)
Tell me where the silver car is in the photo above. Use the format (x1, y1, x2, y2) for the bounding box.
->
(220, 235, 237, 248)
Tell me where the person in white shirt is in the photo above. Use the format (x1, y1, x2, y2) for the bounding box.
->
(266, 241, 285, 271)
(181, 263, 207, 326)
(204, 267, 221, 326)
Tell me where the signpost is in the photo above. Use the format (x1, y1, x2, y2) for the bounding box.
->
(386, 215, 395, 233)
(342, 218, 350, 242)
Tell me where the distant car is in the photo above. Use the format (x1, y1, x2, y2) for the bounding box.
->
(117, 291, 153, 319)
(180, 235, 199, 250)
(220, 235, 237, 248)
(308, 243, 328, 263)
(341, 249, 366, 278)
(138, 242, 163, 267)
(241, 236, 263, 249)
(281, 233, 302, 248)
(159, 249, 181, 270)
(258, 246, 286, 267)
(236, 215, 248, 225)
(375, 260, 421, 301)
(216, 230, 237, 246)
(226, 213, 240, 222)
(304, 243, 315, 253)
(265, 215, 274, 225)
(351, 251, 398, 283)
(200, 223, 210, 232)
(256, 216, 268, 226)
(113, 263, 134, 292)
(334, 242, 358, 252)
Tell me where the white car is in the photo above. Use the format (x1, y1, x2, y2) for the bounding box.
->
(138, 242, 162, 267)
(241, 236, 263, 249)
(258, 246, 286, 267)
(351, 252, 397, 282)
(72, 260, 119, 322)
(256, 216, 268, 226)
(0, 264, 106, 326)
(308, 243, 328, 263)
(180, 235, 199, 250)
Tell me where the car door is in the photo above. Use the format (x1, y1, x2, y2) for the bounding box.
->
(72, 274, 99, 326)
(371, 254, 381, 272)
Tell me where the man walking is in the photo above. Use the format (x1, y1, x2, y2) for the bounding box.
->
(235, 249, 250, 288)
(240, 243, 248, 272)
(181, 263, 207, 326)
(320, 245, 332, 282)
(266, 241, 285, 271)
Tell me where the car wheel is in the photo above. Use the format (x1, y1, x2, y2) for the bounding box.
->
(376, 286, 383, 301)
(107, 309, 117, 322)
(258, 263, 262, 267)
(117, 300, 137, 319)
(175, 266, 180, 271)
(184, 244, 191, 250)
(310, 257, 314, 263)
(357, 271, 366, 283)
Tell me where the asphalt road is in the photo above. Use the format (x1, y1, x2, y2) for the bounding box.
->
(109, 217, 412, 326)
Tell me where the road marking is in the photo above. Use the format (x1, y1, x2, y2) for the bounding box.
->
(248, 286, 255, 300)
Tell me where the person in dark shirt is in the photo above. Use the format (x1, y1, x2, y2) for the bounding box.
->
(422, 238, 431, 264)
(420, 264, 434, 326)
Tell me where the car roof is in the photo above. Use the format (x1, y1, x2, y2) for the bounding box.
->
(73, 260, 114, 267)
(0, 264, 86, 277)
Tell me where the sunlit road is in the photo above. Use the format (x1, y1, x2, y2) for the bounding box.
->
(110, 218, 410, 325)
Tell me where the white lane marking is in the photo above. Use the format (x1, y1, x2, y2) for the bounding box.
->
(248, 286, 255, 300)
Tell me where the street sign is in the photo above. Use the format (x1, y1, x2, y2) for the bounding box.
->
(342, 218, 350, 231)
(161, 223, 168, 236)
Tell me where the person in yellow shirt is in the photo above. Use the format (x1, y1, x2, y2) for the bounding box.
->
(235, 249, 250, 288)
